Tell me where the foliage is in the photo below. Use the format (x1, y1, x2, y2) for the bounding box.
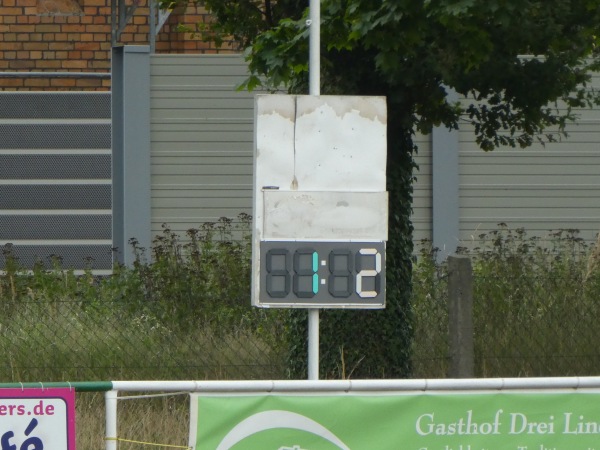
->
(246, 0, 600, 148)
(0, 215, 286, 382)
(157, 0, 600, 379)
(159, 0, 306, 48)
(412, 226, 600, 378)
(123, 214, 254, 328)
(4, 220, 600, 385)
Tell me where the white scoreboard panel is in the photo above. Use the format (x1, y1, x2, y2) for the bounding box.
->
(252, 95, 388, 308)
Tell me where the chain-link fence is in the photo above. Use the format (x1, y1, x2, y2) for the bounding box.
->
(0, 295, 286, 382)
(0, 218, 288, 382)
(412, 227, 600, 379)
(3, 225, 600, 382)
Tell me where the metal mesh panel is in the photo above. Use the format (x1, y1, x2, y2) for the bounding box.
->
(0, 124, 111, 149)
(0, 154, 111, 179)
(0, 92, 112, 273)
(0, 185, 111, 209)
(0, 92, 110, 119)
(0, 215, 111, 240)
(0, 244, 113, 269)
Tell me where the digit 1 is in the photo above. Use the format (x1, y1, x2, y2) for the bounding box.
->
(265, 249, 290, 298)
(355, 248, 382, 298)
(328, 250, 353, 298)
(293, 248, 318, 298)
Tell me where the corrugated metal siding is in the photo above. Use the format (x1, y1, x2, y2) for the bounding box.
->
(411, 132, 433, 244)
(150, 54, 254, 236)
(148, 56, 600, 249)
(458, 74, 600, 244)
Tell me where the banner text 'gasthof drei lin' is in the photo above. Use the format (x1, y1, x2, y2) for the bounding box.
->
(189, 391, 600, 450)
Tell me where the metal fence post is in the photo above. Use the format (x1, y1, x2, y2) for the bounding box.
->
(105, 390, 119, 450)
(447, 255, 474, 378)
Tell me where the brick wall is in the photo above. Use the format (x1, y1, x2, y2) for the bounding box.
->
(0, 0, 234, 90)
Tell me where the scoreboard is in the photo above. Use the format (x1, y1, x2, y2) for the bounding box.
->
(251, 95, 388, 308)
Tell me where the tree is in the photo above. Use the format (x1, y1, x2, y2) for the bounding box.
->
(163, 0, 600, 378)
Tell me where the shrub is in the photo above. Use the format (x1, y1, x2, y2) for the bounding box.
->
(411, 226, 600, 378)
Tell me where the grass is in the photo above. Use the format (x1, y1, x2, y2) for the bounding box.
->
(4, 220, 600, 447)
(76, 393, 190, 450)
(1, 214, 286, 448)
(411, 225, 600, 378)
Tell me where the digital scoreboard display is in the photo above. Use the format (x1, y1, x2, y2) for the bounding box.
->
(252, 95, 387, 309)
(259, 241, 385, 307)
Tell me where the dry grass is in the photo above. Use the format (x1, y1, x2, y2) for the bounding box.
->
(76, 393, 190, 450)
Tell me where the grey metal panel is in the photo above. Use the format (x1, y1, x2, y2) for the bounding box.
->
(151, 130, 251, 143)
(151, 60, 251, 77)
(0, 92, 111, 119)
(0, 91, 112, 273)
(411, 132, 434, 246)
(152, 142, 252, 152)
(152, 174, 252, 185)
(0, 215, 111, 240)
(0, 185, 111, 209)
(152, 87, 255, 98)
(457, 87, 600, 248)
(153, 196, 251, 208)
(150, 53, 255, 239)
(432, 88, 460, 259)
(151, 75, 250, 86)
(152, 162, 251, 175)
(112, 46, 152, 267)
(152, 187, 252, 196)
(460, 218, 600, 235)
(0, 124, 111, 149)
(0, 244, 113, 270)
(0, 155, 111, 179)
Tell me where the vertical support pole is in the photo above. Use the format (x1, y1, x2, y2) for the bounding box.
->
(309, 0, 320, 96)
(307, 0, 321, 381)
(110, 0, 117, 46)
(432, 88, 460, 262)
(149, 0, 156, 53)
(105, 390, 118, 450)
(308, 309, 319, 380)
(111, 45, 152, 267)
(447, 255, 474, 378)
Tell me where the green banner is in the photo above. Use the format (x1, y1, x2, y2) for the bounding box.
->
(189, 391, 600, 450)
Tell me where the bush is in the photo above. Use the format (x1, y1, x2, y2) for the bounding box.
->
(411, 225, 600, 378)
(0, 214, 286, 382)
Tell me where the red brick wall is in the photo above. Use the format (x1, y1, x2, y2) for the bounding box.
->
(0, 0, 233, 90)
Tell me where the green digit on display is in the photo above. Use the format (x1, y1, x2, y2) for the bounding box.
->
(312, 252, 319, 295)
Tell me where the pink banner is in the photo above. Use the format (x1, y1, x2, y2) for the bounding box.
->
(0, 388, 76, 450)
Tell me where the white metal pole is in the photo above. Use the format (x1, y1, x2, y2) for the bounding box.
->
(105, 390, 118, 450)
(307, 0, 321, 381)
(309, 0, 321, 96)
(109, 376, 600, 392)
(308, 309, 319, 380)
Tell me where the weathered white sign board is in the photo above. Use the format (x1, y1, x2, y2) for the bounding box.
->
(252, 95, 388, 308)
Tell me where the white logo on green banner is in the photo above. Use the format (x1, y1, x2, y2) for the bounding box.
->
(189, 392, 600, 449)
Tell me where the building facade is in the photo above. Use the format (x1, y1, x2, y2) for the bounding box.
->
(0, 0, 232, 90)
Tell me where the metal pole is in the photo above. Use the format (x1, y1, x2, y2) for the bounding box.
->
(309, 0, 320, 96)
(105, 390, 118, 450)
(109, 377, 600, 392)
(308, 309, 319, 380)
(307, 0, 321, 381)
(149, 0, 156, 53)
